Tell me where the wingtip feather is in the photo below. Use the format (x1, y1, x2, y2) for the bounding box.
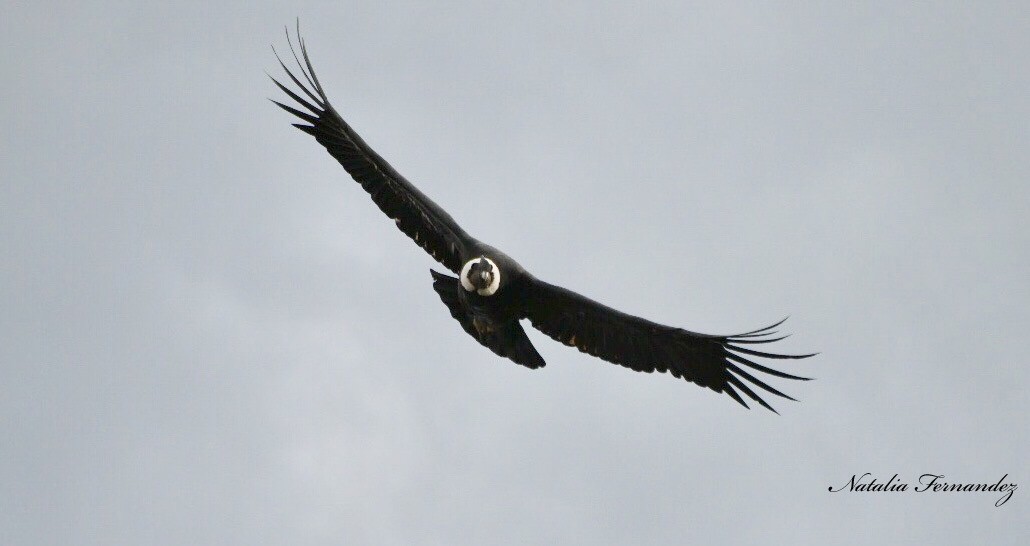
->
(724, 385, 750, 410)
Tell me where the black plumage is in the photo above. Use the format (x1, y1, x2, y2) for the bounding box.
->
(270, 26, 814, 413)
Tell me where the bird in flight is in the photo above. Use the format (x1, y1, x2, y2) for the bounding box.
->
(270, 27, 814, 413)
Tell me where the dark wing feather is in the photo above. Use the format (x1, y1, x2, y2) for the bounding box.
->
(522, 279, 814, 413)
(270, 26, 472, 273)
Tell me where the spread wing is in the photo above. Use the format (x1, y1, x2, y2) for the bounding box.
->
(522, 279, 814, 413)
(270, 27, 473, 274)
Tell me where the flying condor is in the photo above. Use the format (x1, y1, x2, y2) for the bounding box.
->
(269, 27, 815, 413)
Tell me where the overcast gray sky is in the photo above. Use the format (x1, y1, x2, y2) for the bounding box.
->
(2, 1, 1027, 544)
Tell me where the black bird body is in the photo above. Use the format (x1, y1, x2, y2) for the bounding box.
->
(428, 243, 543, 368)
(271, 27, 814, 412)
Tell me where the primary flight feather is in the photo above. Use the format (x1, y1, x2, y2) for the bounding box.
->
(270, 26, 814, 413)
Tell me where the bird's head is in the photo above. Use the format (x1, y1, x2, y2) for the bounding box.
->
(460, 257, 501, 296)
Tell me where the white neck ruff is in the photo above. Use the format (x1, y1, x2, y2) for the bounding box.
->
(460, 257, 501, 296)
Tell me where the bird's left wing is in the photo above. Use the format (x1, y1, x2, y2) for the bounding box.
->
(522, 278, 814, 413)
(270, 28, 473, 274)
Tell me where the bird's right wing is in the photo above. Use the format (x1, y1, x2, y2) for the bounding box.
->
(522, 278, 814, 413)
(270, 27, 474, 274)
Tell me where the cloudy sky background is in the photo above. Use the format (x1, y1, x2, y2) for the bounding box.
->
(2, 1, 1027, 544)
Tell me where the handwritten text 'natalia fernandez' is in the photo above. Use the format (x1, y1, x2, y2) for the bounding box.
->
(829, 473, 1016, 507)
